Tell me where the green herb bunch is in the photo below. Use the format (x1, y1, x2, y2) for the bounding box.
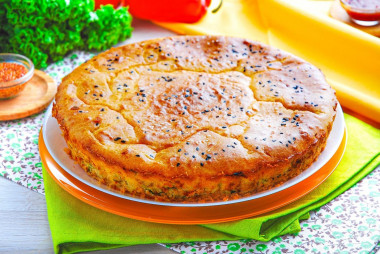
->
(0, 0, 133, 68)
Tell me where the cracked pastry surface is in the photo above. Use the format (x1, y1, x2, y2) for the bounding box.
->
(53, 35, 337, 202)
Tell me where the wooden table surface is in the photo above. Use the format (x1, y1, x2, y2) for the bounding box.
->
(0, 176, 175, 254)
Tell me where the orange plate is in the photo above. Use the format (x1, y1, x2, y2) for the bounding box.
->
(39, 129, 346, 225)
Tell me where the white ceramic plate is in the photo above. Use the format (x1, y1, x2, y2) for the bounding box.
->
(42, 103, 345, 207)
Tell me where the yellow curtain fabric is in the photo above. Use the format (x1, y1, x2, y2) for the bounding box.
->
(156, 0, 380, 124)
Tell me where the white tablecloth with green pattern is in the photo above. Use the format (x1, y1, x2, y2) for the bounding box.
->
(1, 25, 379, 254)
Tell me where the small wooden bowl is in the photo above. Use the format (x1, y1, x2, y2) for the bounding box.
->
(0, 70, 57, 121)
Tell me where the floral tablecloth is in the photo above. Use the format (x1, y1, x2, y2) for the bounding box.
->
(1, 51, 379, 254)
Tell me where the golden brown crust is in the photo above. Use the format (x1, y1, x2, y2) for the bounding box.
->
(53, 35, 337, 202)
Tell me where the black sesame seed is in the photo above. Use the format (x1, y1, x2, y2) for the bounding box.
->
(114, 137, 121, 141)
(176, 163, 180, 167)
(178, 149, 182, 152)
(136, 154, 140, 157)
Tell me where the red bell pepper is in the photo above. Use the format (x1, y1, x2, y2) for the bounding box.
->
(94, 0, 215, 23)
(124, 0, 212, 23)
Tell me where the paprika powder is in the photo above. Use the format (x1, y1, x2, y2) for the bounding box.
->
(0, 53, 34, 99)
(0, 62, 28, 83)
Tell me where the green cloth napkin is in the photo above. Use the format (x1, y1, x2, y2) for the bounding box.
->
(44, 114, 380, 254)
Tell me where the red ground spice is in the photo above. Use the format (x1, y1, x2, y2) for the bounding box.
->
(0, 62, 28, 83)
